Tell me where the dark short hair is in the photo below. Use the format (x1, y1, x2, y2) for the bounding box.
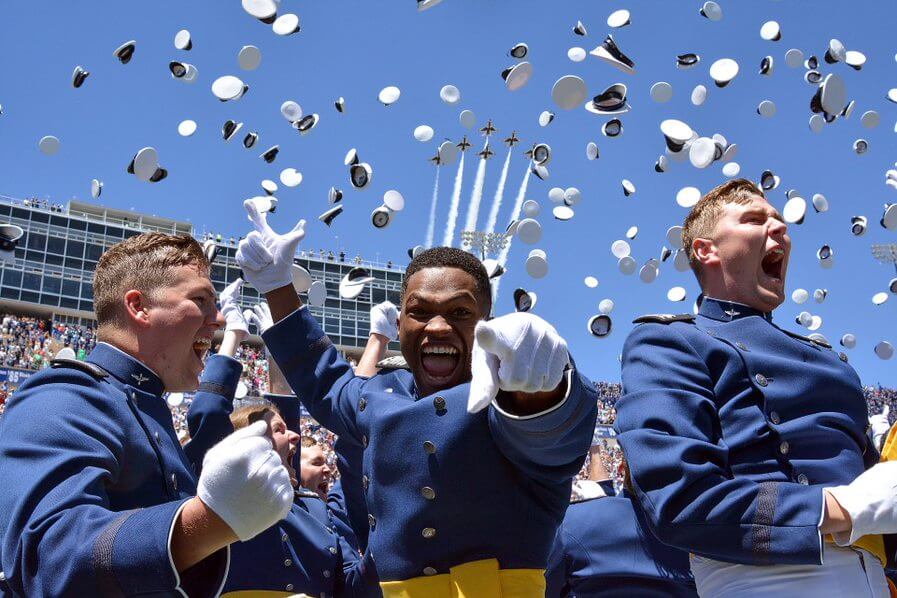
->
(402, 247, 492, 314)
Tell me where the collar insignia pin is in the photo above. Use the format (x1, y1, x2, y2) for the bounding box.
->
(131, 373, 149, 386)
(724, 308, 739, 318)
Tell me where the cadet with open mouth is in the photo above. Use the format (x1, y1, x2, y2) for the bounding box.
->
(236, 199, 598, 597)
(616, 179, 897, 597)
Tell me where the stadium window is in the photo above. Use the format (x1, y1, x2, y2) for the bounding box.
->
(42, 277, 61, 294)
(68, 219, 86, 231)
(30, 211, 49, 224)
(45, 254, 63, 266)
(22, 273, 40, 291)
(79, 300, 93, 312)
(0, 287, 18, 300)
(210, 265, 226, 283)
(325, 298, 340, 310)
(25, 250, 43, 263)
(49, 236, 66, 254)
(10, 208, 28, 221)
(81, 282, 93, 300)
(372, 288, 386, 303)
(64, 257, 83, 270)
(2, 269, 22, 287)
(50, 215, 67, 227)
(123, 229, 140, 239)
(20, 291, 38, 303)
(0, 205, 10, 216)
(65, 239, 84, 258)
(60, 297, 78, 309)
(62, 279, 79, 297)
(82, 261, 96, 273)
(26, 233, 47, 251)
(105, 226, 124, 239)
(87, 222, 104, 235)
(85, 244, 103, 262)
(40, 293, 60, 307)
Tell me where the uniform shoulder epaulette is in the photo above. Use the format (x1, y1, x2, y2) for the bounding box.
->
(50, 358, 109, 380)
(781, 328, 832, 349)
(632, 313, 696, 325)
(376, 355, 410, 370)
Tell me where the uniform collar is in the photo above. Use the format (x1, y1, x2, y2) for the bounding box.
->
(698, 295, 773, 323)
(88, 342, 166, 397)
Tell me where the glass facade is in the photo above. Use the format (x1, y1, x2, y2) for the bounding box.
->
(0, 196, 403, 352)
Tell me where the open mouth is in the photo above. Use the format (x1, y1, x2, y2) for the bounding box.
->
(192, 338, 211, 362)
(420, 343, 462, 383)
(760, 247, 785, 282)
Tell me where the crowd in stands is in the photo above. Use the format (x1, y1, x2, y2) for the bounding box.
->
(0, 312, 895, 490)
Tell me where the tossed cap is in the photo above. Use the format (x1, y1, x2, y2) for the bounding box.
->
(783, 196, 807, 224)
(174, 29, 192, 51)
(525, 249, 548, 279)
(700, 1, 722, 20)
(417, 0, 444, 11)
(825, 39, 847, 64)
(260, 145, 280, 164)
(291, 263, 312, 292)
(568, 47, 587, 62)
(677, 53, 700, 69)
(722, 162, 741, 177)
(602, 118, 623, 137)
(513, 288, 537, 312)
(607, 9, 631, 28)
(792, 288, 809, 304)
(113, 40, 137, 64)
(875, 341, 895, 360)
(440, 84, 461, 104)
(881, 204, 897, 230)
(573, 20, 588, 36)
(307, 280, 327, 308)
(590, 35, 635, 74)
(261, 180, 278, 195)
(666, 226, 684, 249)
(378, 86, 401, 106)
(553, 205, 575, 221)
(667, 286, 687, 302)
(328, 186, 343, 204)
(339, 267, 374, 300)
(222, 119, 243, 142)
(757, 100, 776, 117)
(785, 48, 804, 68)
(38, 135, 60, 156)
(242, 0, 277, 20)
(853, 139, 869, 155)
(650, 81, 673, 103)
(622, 179, 636, 196)
(516, 218, 543, 244)
(689, 137, 717, 169)
(90, 178, 103, 199)
(676, 186, 701, 208)
(845, 50, 866, 70)
(759, 55, 774, 76)
(709, 58, 739, 87)
(72, 66, 90, 88)
(584, 276, 599, 288)
(245, 195, 277, 214)
(873, 292, 889, 306)
(178, 119, 197, 137)
(626, 226, 638, 239)
(586, 141, 599, 160)
(611, 239, 631, 258)
(812, 193, 829, 213)
(414, 125, 434, 142)
(861, 110, 880, 129)
(660, 119, 693, 151)
(840, 333, 857, 349)
(350, 162, 373, 189)
(280, 168, 302, 187)
(212, 75, 248, 101)
(272, 13, 300, 36)
(335, 97, 346, 112)
(760, 169, 780, 191)
(371, 206, 392, 229)
(129, 146, 159, 181)
(564, 187, 582, 206)
(281, 100, 302, 123)
(243, 131, 259, 149)
(294, 113, 319, 134)
(438, 140, 458, 164)
(539, 111, 555, 127)
(383, 190, 405, 211)
(509, 43, 528, 60)
(587, 314, 612, 338)
(459, 109, 476, 129)
(759, 21, 781, 41)
(813, 288, 828, 303)
(522, 199, 541, 217)
(618, 255, 637, 275)
(318, 204, 343, 227)
(552, 75, 588, 110)
(851, 215, 868, 236)
(501, 62, 533, 91)
(0, 224, 24, 252)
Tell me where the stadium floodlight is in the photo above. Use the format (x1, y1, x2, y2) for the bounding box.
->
(872, 244, 897, 275)
(460, 230, 511, 259)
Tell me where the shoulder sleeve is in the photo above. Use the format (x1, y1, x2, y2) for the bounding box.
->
(263, 392, 302, 432)
(262, 307, 365, 445)
(488, 363, 598, 485)
(615, 323, 824, 566)
(0, 374, 225, 597)
(184, 354, 243, 472)
(544, 525, 571, 598)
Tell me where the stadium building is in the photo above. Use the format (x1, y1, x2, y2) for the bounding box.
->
(0, 194, 403, 361)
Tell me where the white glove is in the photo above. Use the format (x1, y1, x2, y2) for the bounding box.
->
(826, 460, 897, 545)
(235, 199, 306, 294)
(370, 301, 399, 341)
(467, 312, 570, 414)
(244, 302, 274, 334)
(220, 278, 248, 334)
(197, 420, 294, 541)
(870, 405, 891, 450)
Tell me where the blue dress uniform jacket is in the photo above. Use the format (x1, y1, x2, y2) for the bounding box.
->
(615, 297, 876, 566)
(0, 342, 228, 597)
(545, 491, 697, 597)
(185, 355, 378, 597)
(261, 307, 599, 583)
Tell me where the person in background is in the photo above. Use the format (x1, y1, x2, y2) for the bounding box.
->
(615, 179, 897, 597)
(0, 233, 293, 597)
(187, 279, 377, 597)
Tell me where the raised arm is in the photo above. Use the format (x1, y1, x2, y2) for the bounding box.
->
(354, 301, 397, 377)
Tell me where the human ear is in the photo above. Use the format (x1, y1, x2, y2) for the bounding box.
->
(123, 290, 150, 328)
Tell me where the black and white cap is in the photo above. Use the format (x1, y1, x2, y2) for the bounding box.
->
(587, 314, 612, 338)
(0, 223, 24, 252)
(242, 0, 278, 21)
(526, 249, 548, 279)
(291, 264, 312, 293)
(440, 85, 461, 104)
(202, 239, 218, 265)
(501, 62, 533, 91)
(245, 196, 277, 214)
(650, 81, 673, 103)
(371, 206, 392, 229)
(759, 21, 781, 41)
(676, 53, 700, 69)
(509, 43, 528, 59)
(853, 139, 869, 155)
(350, 163, 373, 189)
(812, 193, 829, 213)
(335, 97, 345, 112)
(850, 215, 868, 236)
(174, 29, 192, 51)
(318, 205, 343, 227)
(760, 170, 780, 191)
(113, 40, 137, 64)
(700, 2, 722, 21)
(261, 180, 278, 195)
(881, 204, 897, 230)
(280, 168, 302, 187)
(328, 187, 343, 204)
(709, 58, 739, 87)
(259, 145, 279, 164)
(875, 341, 894, 360)
(72, 66, 90, 88)
(378, 86, 401, 106)
(513, 288, 537, 312)
(590, 35, 635, 74)
(281, 100, 302, 123)
(243, 131, 259, 149)
(602, 118, 623, 137)
(238, 45, 262, 71)
(417, 0, 444, 12)
(222, 120, 243, 142)
(585, 83, 630, 115)
(212, 75, 248, 101)
(127, 146, 167, 183)
(294, 114, 319, 135)
(90, 178, 103, 199)
(573, 20, 588, 36)
(759, 55, 774, 76)
(539, 111, 555, 127)
(825, 39, 847, 64)
(339, 267, 374, 299)
(307, 281, 327, 308)
(272, 13, 300, 36)
(660, 119, 693, 152)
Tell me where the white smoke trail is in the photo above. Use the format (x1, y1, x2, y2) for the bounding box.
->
(442, 153, 466, 247)
(485, 147, 513, 234)
(492, 165, 533, 301)
(462, 154, 489, 239)
(424, 166, 440, 248)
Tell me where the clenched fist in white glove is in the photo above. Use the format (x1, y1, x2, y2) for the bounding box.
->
(467, 312, 570, 414)
(826, 460, 897, 545)
(220, 278, 248, 335)
(370, 301, 399, 341)
(235, 199, 306, 294)
(244, 302, 274, 334)
(197, 420, 294, 541)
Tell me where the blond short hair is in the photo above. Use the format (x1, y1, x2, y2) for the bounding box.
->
(93, 232, 209, 330)
(681, 179, 764, 282)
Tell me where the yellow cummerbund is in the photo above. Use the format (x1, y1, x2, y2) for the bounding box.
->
(380, 558, 545, 598)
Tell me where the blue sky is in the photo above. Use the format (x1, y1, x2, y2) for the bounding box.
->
(0, 1, 895, 385)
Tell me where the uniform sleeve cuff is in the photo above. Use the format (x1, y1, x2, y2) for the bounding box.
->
(198, 354, 243, 399)
(167, 501, 230, 598)
(491, 368, 575, 421)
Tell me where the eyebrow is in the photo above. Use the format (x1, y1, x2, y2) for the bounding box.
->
(406, 291, 478, 304)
